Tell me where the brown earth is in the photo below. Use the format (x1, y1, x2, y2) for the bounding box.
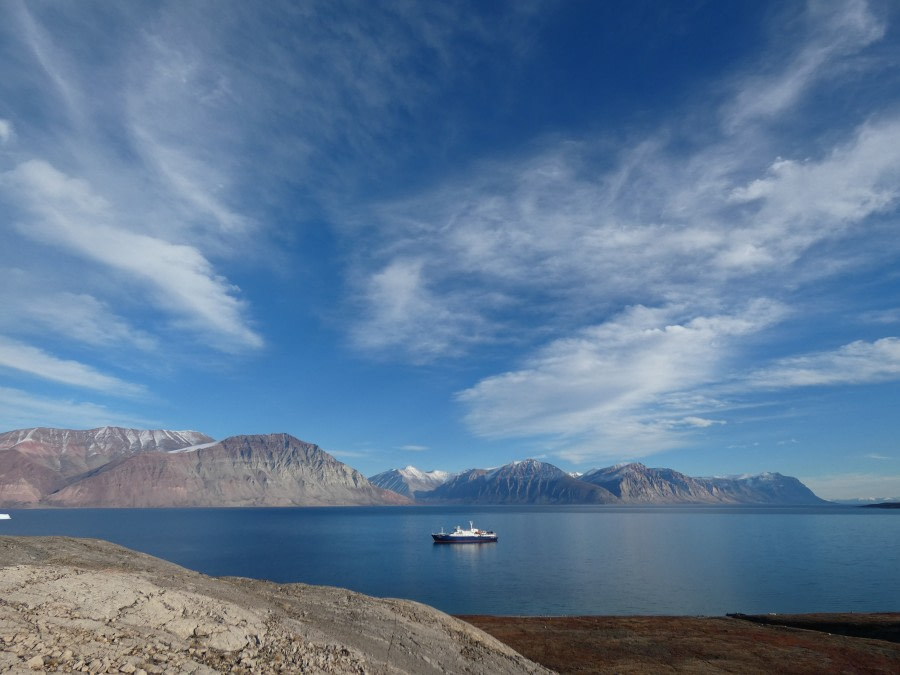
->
(459, 613, 900, 674)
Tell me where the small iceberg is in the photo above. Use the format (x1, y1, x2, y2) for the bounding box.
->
(0, 514, 10, 520)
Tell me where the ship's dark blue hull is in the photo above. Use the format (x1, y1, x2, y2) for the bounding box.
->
(431, 534, 498, 543)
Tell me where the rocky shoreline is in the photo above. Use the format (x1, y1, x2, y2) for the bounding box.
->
(2, 535, 898, 674)
(0, 536, 547, 674)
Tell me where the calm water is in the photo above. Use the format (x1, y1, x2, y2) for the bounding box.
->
(2, 505, 898, 616)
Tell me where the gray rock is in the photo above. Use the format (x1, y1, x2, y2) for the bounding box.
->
(0, 536, 549, 674)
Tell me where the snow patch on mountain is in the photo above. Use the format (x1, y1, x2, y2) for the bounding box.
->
(168, 441, 220, 454)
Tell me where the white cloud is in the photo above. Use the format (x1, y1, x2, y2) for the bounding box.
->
(130, 128, 250, 238)
(4, 159, 262, 352)
(727, 118, 900, 252)
(0, 2, 272, 364)
(0, 118, 12, 144)
(723, 0, 884, 130)
(457, 300, 786, 460)
(13, 2, 85, 126)
(0, 273, 156, 351)
(352, 110, 900, 363)
(679, 417, 725, 429)
(746, 337, 900, 389)
(351, 257, 487, 360)
(860, 308, 900, 325)
(399, 444, 429, 452)
(333, 0, 900, 468)
(329, 449, 370, 460)
(0, 386, 149, 432)
(0, 336, 144, 397)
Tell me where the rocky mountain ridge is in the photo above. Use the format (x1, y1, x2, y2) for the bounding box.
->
(0, 427, 214, 505)
(370, 460, 827, 505)
(1, 426, 826, 507)
(0, 427, 407, 508)
(414, 459, 620, 504)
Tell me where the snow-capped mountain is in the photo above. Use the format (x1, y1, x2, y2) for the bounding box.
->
(0, 426, 213, 505)
(1, 426, 828, 507)
(415, 458, 619, 504)
(375, 460, 828, 505)
(0, 428, 407, 507)
(368, 465, 450, 498)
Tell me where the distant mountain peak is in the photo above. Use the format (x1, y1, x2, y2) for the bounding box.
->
(368, 465, 451, 498)
(399, 465, 450, 481)
(487, 458, 563, 478)
(419, 458, 618, 505)
(0, 428, 408, 508)
(404, 458, 826, 506)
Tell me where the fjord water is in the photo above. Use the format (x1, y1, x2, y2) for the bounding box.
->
(4, 506, 898, 616)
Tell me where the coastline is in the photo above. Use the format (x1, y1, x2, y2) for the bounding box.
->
(0, 536, 549, 674)
(2, 535, 898, 674)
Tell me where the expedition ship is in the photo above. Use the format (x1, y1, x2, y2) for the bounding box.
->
(432, 521, 497, 543)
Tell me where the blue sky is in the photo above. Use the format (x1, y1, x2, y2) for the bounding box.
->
(2, 0, 900, 500)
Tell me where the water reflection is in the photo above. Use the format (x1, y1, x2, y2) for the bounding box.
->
(4, 505, 898, 615)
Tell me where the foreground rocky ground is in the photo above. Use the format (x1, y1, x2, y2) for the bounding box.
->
(0, 536, 548, 674)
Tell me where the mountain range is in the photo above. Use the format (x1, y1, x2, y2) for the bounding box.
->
(410, 459, 620, 504)
(0, 426, 828, 507)
(0, 427, 408, 508)
(370, 459, 828, 505)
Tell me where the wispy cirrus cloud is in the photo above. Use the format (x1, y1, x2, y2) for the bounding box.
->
(351, 113, 900, 369)
(722, 0, 884, 130)
(351, 95, 900, 366)
(4, 159, 262, 352)
(350, 257, 490, 360)
(0, 1, 269, 365)
(0, 272, 156, 352)
(745, 337, 900, 389)
(2, 0, 536, 432)
(726, 117, 900, 255)
(458, 301, 787, 460)
(1, 0, 533, 362)
(348, 0, 900, 463)
(0, 337, 144, 397)
(0, 386, 150, 432)
(860, 308, 900, 325)
(0, 119, 12, 145)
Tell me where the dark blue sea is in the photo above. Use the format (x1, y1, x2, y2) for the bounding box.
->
(2, 505, 898, 616)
